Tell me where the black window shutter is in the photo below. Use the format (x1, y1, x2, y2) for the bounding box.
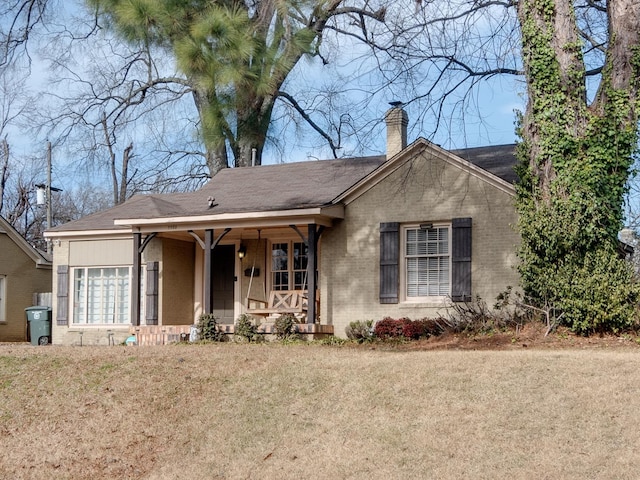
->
(379, 222, 400, 304)
(56, 265, 69, 325)
(451, 217, 472, 302)
(145, 261, 159, 325)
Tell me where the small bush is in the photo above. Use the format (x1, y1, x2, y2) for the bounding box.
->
(274, 314, 297, 340)
(374, 317, 444, 340)
(235, 314, 261, 342)
(374, 317, 410, 339)
(317, 335, 348, 346)
(401, 319, 425, 339)
(345, 320, 374, 343)
(402, 318, 444, 339)
(197, 313, 226, 342)
(444, 296, 506, 334)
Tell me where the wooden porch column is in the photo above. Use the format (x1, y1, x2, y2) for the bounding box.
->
(306, 224, 324, 324)
(204, 229, 213, 314)
(132, 232, 142, 326)
(131, 232, 157, 326)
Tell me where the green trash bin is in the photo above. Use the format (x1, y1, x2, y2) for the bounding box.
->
(25, 306, 52, 346)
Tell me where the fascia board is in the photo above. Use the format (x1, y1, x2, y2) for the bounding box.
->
(113, 206, 344, 232)
(44, 230, 133, 240)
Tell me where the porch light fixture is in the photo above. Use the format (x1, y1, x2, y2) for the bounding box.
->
(238, 244, 247, 259)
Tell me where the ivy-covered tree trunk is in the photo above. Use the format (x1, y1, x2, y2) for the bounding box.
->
(516, 0, 640, 333)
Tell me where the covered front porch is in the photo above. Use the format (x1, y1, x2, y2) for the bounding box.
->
(119, 208, 341, 345)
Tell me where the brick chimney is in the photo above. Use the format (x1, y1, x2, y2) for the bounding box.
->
(385, 102, 408, 159)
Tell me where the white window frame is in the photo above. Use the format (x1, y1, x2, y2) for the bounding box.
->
(72, 266, 132, 325)
(0, 275, 6, 323)
(401, 224, 451, 302)
(268, 240, 309, 291)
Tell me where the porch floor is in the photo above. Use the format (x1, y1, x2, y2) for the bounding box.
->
(130, 323, 334, 346)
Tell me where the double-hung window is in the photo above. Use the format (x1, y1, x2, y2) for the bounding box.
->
(72, 267, 131, 324)
(270, 241, 308, 290)
(404, 225, 451, 299)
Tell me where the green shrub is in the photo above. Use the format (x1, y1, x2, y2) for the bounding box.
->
(550, 252, 640, 335)
(274, 314, 297, 340)
(235, 314, 261, 342)
(197, 313, 226, 342)
(317, 335, 348, 346)
(345, 320, 374, 343)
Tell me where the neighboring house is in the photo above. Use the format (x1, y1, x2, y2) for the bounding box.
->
(46, 106, 520, 345)
(0, 216, 52, 342)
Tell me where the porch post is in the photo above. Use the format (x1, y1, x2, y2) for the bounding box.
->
(132, 232, 142, 326)
(204, 229, 213, 314)
(307, 224, 322, 324)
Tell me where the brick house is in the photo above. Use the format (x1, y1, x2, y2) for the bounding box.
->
(46, 106, 520, 345)
(0, 216, 52, 342)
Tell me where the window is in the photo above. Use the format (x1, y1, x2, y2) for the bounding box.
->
(379, 218, 471, 304)
(72, 267, 131, 324)
(270, 241, 308, 290)
(0, 275, 5, 322)
(404, 225, 451, 299)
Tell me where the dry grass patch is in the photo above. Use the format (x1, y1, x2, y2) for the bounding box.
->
(0, 343, 639, 479)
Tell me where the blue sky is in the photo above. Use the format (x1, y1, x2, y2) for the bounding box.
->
(6, 1, 526, 192)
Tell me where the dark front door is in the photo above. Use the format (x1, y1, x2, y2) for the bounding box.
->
(212, 244, 235, 324)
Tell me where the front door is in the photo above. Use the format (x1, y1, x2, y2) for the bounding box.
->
(212, 244, 235, 324)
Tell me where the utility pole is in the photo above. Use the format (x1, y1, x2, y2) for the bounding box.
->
(46, 141, 52, 242)
(36, 141, 61, 254)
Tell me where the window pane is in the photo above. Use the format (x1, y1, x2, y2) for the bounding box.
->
(73, 267, 131, 324)
(87, 269, 103, 324)
(405, 226, 450, 297)
(73, 269, 85, 324)
(293, 242, 308, 270)
(117, 268, 130, 324)
(271, 243, 288, 272)
(294, 271, 307, 290)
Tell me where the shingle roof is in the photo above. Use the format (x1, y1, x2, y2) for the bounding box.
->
(452, 144, 518, 184)
(49, 156, 386, 232)
(48, 143, 518, 233)
(179, 155, 387, 216)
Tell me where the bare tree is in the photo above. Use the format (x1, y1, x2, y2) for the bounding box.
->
(85, 0, 389, 174)
(0, 0, 50, 71)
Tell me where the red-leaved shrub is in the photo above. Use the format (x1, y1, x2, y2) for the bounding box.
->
(374, 317, 444, 340)
(374, 317, 409, 338)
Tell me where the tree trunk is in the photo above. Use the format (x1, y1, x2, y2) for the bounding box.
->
(517, 0, 587, 199)
(118, 143, 133, 205)
(192, 88, 229, 176)
(515, 0, 640, 332)
(233, 98, 274, 168)
(0, 139, 8, 214)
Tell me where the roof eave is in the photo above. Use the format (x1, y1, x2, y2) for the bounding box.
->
(113, 205, 345, 232)
(44, 229, 133, 239)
